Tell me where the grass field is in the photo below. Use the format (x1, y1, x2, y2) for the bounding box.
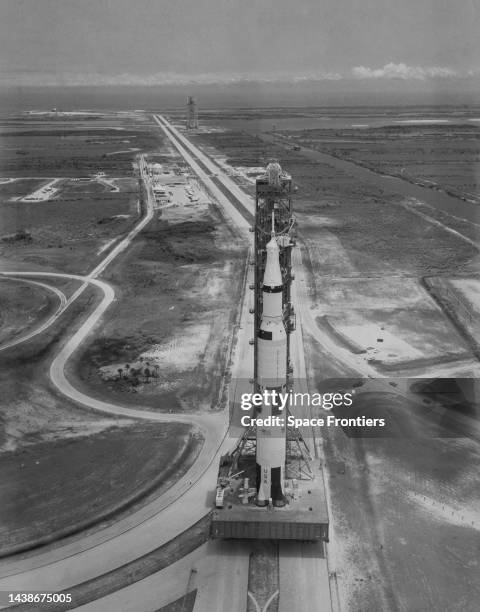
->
(0, 278, 203, 553)
(0, 116, 158, 178)
(0, 421, 201, 554)
(0, 277, 58, 345)
(0, 196, 140, 274)
(285, 123, 480, 201)
(0, 178, 46, 199)
(0, 112, 239, 551)
(0, 114, 162, 274)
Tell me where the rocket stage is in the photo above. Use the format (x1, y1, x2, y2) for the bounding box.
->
(211, 456, 329, 541)
(211, 162, 329, 541)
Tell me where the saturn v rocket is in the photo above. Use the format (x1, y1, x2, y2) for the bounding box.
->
(256, 222, 288, 507)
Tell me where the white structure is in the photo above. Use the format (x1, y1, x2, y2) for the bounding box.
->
(256, 221, 287, 507)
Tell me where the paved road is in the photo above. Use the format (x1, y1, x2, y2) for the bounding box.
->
(75, 545, 209, 612)
(279, 541, 331, 612)
(153, 115, 251, 231)
(153, 117, 334, 612)
(192, 541, 250, 612)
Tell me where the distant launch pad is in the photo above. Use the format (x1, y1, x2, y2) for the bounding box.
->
(212, 162, 329, 541)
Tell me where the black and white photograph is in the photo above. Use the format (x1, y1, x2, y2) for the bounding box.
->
(0, 1, 479, 610)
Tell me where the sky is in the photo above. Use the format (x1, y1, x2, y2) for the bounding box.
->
(0, 0, 479, 88)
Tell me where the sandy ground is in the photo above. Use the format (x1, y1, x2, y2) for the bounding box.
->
(310, 274, 470, 367)
(450, 278, 480, 308)
(323, 432, 480, 612)
(295, 149, 480, 609)
(82, 194, 246, 412)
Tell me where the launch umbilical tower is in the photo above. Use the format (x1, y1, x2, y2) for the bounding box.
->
(253, 161, 295, 390)
(253, 162, 296, 506)
(186, 96, 198, 129)
(212, 160, 328, 540)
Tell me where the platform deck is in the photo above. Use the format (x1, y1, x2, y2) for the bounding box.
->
(211, 464, 329, 541)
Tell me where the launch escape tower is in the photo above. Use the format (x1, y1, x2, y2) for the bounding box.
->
(211, 161, 329, 540)
(186, 96, 198, 129)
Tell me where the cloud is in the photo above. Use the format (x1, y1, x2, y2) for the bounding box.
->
(292, 72, 342, 82)
(2, 64, 478, 87)
(352, 62, 457, 80)
(0, 70, 343, 87)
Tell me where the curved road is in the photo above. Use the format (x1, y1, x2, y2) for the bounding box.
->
(0, 140, 256, 610)
(0, 116, 385, 611)
(0, 276, 66, 352)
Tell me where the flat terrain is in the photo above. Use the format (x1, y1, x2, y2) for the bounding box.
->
(0, 276, 203, 554)
(0, 113, 156, 178)
(0, 421, 201, 555)
(286, 122, 480, 203)
(0, 277, 57, 345)
(0, 178, 46, 200)
(77, 203, 245, 411)
(188, 109, 480, 611)
(76, 160, 246, 413)
(0, 112, 214, 551)
(193, 118, 479, 374)
(0, 113, 155, 274)
(323, 428, 480, 611)
(1, 106, 478, 609)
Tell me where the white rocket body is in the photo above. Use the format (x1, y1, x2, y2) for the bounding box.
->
(256, 234, 287, 507)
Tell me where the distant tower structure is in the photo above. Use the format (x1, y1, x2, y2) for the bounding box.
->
(186, 96, 198, 129)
